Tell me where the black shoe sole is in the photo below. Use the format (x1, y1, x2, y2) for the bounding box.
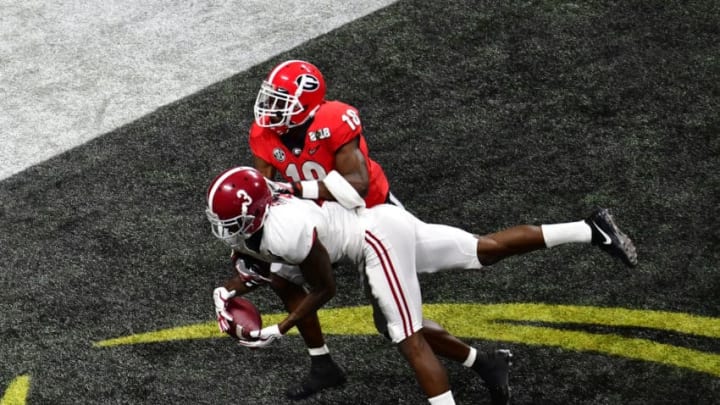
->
(285, 375, 347, 400)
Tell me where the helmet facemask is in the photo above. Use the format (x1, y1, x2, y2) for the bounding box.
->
(205, 206, 268, 249)
(253, 81, 305, 130)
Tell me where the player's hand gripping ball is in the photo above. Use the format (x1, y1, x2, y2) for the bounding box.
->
(224, 297, 262, 340)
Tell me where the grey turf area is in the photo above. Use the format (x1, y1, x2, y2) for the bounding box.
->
(0, 0, 397, 180)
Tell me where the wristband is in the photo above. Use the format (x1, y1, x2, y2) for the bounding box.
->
(293, 180, 319, 199)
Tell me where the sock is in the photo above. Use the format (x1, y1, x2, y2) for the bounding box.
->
(428, 390, 455, 405)
(470, 350, 491, 374)
(308, 345, 335, 371)
(541, 220, 592, 248)
(462, 347, 477, 367)
(307, 344, 330, 356)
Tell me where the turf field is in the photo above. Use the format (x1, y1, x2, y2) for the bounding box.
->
(1, 0, 719, 404)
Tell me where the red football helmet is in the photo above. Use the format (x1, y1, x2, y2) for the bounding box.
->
(206, 166, 273, 246)
(253, 60, 326, 134)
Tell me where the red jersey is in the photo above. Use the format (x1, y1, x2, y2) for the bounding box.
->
(249, 100, 390, 208)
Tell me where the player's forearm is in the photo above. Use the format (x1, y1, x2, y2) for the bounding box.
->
(318, 173, 367, 200)
(292, 170, 365, 208)
(279, 287, 335, 334)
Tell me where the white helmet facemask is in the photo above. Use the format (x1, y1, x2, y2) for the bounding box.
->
(253, 82, 305, 128)
(205, 209, 257, 247)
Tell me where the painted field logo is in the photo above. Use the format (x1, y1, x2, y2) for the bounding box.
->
(95, 303, 720, 377)
(0, 375, 30, 405)
(5, 303, 720, 404)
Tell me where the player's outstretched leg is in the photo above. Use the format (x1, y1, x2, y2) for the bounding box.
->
(478, 206, 638, 268)
(584, 207, 638, 267)
(471, 349, 513, 405)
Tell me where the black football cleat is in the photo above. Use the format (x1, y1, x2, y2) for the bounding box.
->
(472, 349, 513, 405)
(285, 355, 347, 400)
(585, 207, 638, 267)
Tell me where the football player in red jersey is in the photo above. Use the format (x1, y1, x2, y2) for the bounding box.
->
(249, 59, 390, 208)
(245, 59, 513, 402)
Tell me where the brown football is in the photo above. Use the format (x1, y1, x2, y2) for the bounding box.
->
(225, 296, 262, 340)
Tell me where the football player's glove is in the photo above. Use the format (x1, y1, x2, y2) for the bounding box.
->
(267, 179, 293, 195)
(238, 324, 283, 348)
(231, 251, 272, 288)
(213, 286, 236, 332)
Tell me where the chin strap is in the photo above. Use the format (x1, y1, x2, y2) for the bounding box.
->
(322, 170, 366, 209)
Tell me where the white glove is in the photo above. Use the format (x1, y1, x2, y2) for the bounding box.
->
(213, 287, 236, 332)
(267, 179, 293, 194)
(237, 324, 283, 348)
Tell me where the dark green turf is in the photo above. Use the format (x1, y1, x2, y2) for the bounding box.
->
(1, 0, 719, 403)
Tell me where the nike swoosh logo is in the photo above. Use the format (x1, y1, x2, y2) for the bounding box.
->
(593, 221, 613, 245)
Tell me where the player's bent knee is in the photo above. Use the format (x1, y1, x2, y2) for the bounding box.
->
(475, 235, 508, 265)
(397, 331, 429, 357)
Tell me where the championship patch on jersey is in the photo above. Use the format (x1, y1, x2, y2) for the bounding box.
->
(273, 147, 286, 162)
(308, 128, 331, 141)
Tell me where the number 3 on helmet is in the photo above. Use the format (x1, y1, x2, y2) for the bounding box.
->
(206, 167, 273, 247)
(253, 60, 327, 133)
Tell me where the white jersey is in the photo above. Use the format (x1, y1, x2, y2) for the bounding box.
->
(233, 195, 365, 267)
(232, 193, 481, 343)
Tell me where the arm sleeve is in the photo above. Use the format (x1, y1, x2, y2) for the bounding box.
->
(323, 170, 366, 209)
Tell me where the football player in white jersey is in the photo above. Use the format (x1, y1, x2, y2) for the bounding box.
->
(207, 166, 637, 405)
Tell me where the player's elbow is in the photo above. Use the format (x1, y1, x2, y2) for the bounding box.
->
(354, 181, 369, 198)
(346, 174, 369, 197)
(343, 171, 369, 197)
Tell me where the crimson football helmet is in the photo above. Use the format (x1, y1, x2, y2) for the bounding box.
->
(253, 60, 326, 134)
(206, 166, 273, 246)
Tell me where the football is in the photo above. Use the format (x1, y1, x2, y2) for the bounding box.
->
(225, 296, 262, 340)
